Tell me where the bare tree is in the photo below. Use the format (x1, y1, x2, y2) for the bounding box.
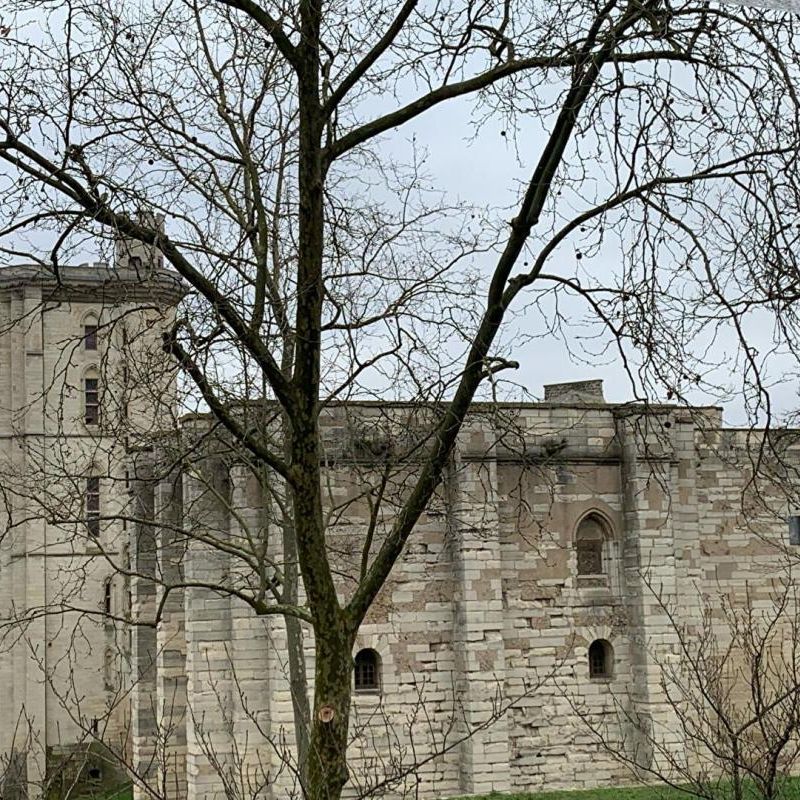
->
(572, 574, 800, 800)
(1, 1, 800, 799)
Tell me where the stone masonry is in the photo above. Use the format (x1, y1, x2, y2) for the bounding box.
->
(0, 252, 798, 799)
(0, 248, 182, 795)
(128, 391, 800, 799)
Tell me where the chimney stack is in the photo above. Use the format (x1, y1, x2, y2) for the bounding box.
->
(543, 380, 605, 404)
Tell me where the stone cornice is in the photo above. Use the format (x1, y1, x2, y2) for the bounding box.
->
(0, 263, 186, 305)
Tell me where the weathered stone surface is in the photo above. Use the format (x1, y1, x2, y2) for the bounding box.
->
(0, 256, 180, 797)
(129, 402, 800, 799)
(1, 260, 798, 800)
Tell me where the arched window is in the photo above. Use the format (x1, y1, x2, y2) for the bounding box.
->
(576, 515, 607, 576)
(588, 639, 613, 679)
(86, 476, 100, 537)
(354, 648, 381, 694)
(84, 372, 100, 425)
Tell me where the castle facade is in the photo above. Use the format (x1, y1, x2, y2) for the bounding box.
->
(127, 387, 800, 799)
(0, 258, 797, 799)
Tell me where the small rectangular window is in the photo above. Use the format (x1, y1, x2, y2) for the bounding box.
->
(86, 476, 100, 537)
(85, 378, 100, 425)
(84, 325, 98, 351)
(789, 516, 800, 546)
(122, 362, 130, 419)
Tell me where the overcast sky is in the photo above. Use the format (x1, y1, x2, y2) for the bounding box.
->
(8, 0, 800, 425)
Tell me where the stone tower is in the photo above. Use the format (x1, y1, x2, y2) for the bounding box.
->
(0, 240, 182, 796)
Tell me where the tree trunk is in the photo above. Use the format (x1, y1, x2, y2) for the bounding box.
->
(305, 618, 354, 800)
(284, 521, 311, 784)
(281, 411, 312, 782)
(293, 5, 350, 798)
(731, 740, 742, 800)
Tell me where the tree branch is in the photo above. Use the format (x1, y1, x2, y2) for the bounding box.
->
(346, 0, 650, 626)
(214, 0, 300, 70)
(322, 0, 418, 117)
(163, 323, 293, 483)
(325, 49, 707, 163)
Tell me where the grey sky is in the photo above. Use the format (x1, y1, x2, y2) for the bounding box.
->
(4, 0, 800, 425)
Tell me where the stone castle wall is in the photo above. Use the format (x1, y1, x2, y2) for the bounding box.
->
(128, 394, 800, 800)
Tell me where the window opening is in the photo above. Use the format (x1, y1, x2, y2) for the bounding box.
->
(84, 377, 100, 425)
(576, 516, 607, 576)
(84, 324, 98, 351)
(354, 648, 381, 694)
(789, 515, 800, 546)
(103, 579, 112, 614)
(122, 363, 130, 420)
(589, 639, 613, 678)
(86, 476, 100, 537)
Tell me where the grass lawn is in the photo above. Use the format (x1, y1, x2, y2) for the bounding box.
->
(459, 777, 800, 800)
(76, 785, 133, 800)
(76, 777, 800, 800)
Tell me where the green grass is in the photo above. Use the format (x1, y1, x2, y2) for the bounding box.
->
(467, 789, 694, 800)
(457, 789, 690, 800)
(76, 784, 132, 800)
(458, 777, 800, 800)
(76, 778, 800, 800)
